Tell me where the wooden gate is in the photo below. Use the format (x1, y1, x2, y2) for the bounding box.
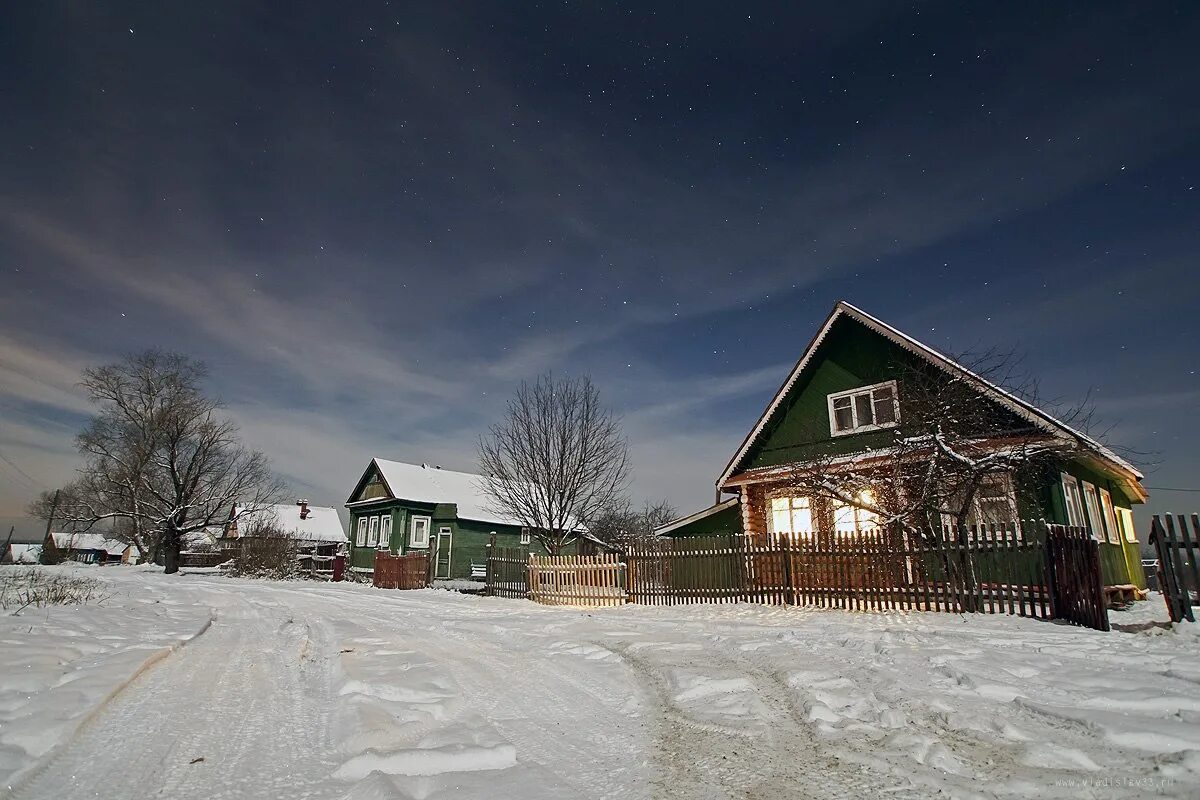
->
(484, 544, 529, 599)
(528, 553, 625, 607)
(1044, 524, 1109, 631)
(1149, 514, 1200, 623)
(373, 551, 429, 590)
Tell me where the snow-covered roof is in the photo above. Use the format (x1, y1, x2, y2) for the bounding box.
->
(717, 301, 1145, 494)
(49, 533, 130, 556)
(5, 543, 42, 563)
(655, 498, 740, 537)
(244, 503, 347, 544)
(360, 459, 523, 527)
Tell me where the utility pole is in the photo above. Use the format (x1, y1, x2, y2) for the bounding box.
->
(43, 489, 60, 541)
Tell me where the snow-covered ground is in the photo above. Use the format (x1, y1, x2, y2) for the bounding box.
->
(1, 566, 1198, 800)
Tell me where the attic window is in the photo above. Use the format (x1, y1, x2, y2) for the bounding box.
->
(828, 381, 899, 436)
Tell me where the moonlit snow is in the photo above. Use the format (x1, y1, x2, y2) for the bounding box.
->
(2, 565, 1197, 799)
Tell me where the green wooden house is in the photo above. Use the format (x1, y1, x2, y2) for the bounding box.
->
(661, 301, 1148, 589)
(344, 459, 539, 580)
(345, 458, 607, 580)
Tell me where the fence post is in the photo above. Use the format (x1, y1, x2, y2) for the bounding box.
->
(1152, 516, 1194, 623)
(485, 533, 496, 597)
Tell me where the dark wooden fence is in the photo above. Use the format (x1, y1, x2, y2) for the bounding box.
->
(1149, 514, 1200, 623)
(1044, 524, 1109, 631)
(485, 545, 529, 598)
(485, 521, 1111, 630)
(373, 551, 429, 590)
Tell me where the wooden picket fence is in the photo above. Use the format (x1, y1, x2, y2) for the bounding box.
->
(373, 551, 429, 590)
(484, 545, 529, 599)
(1044, 524, 1109, 631)
(528, 553, 625, 607)
(1149, 514, 1200, 623)
(485, 521, 1111, 630)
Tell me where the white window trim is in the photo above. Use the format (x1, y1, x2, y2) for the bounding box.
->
(1098, 488, 1121, 545)
(379, 514, 392, 549)
(409, 515, 431, 548)
(367, 516, 379, 547)
(1081, 481, 1105, 542)
(520, 527, 531, 545)
(827, 380, 900, 437)
(767, 495, 814, 538)
(1061, 473, 1085, 528)
(355, 517, 368, 547)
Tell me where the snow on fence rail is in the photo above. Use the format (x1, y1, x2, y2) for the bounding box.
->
(1150, 513, 1200, 623)
(527, 553, 625, 607)
(485, 522, 1112, 630)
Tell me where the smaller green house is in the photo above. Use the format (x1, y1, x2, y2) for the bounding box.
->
(345, 458, 598, 581)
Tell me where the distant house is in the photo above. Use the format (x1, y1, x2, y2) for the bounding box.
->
(661, 301, 1147, 589)
(223, 500, 348, 548)
(345, 459, 604, 581)
(41, 532, 135, 565)
(220, 500, 348, 575)
(1, 542, 42, 564)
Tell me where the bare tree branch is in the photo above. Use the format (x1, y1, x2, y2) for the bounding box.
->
(477, 373, 629, 554)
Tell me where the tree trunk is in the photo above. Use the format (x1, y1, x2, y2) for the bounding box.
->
(162, 529, 182, 574)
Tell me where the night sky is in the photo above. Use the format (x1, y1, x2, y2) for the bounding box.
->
(2, 3, 1198, 536)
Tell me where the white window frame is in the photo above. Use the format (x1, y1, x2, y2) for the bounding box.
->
(367, 515, 379, 547)
(355, 517, 368, 547)
(832, 502, 879, 536)
(379, 514, 392, 549)
(1061, 473, 1086, 528)
(767, 495, 814, 538)
(828, 380, 900, 437)
(1098, 488, 1121, 545)
(520, 527, 531, 545)
(409, 515, 431, 548)
(956, 473, 1020, 532)
(1080, 481, 1105, 542)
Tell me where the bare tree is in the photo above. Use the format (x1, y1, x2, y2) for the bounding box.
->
(584, 498, 677, 552)
(28, 351, 283, 573)
(225, 517, 300, 580)
(478, 373, 629, 555)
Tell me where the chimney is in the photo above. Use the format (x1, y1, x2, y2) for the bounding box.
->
(297, 499, 310, 520)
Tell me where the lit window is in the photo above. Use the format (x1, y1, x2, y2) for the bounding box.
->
(768, 496, 812, 537)
(832, 492, 879, 536)
(828, 382, 899, 436)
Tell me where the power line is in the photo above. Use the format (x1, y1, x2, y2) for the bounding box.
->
(0, 448, 43, 491)
(1144, 486, 1200, 493)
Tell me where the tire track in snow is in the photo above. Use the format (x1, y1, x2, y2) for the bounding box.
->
(6, 596, 340, 800)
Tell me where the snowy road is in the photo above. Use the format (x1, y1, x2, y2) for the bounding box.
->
(2, 567, 1199, 799)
